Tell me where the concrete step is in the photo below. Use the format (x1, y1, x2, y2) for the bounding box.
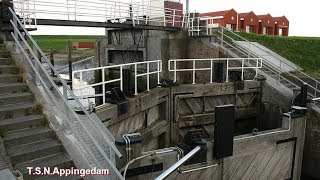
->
(0, 115, 44, 132)
(0, 65, 16, 75)
(15, 153, 74, 177)
(0, 83, 28, 94)
(0, 74, 20, 83)
(8, 139, 63, 165)
(269, 74, 279, 79)
(0, 102, 35, 119)
(3, 126, 53, 148)
(283, 83, 296, 89)
(0, 58, 14, 65)
(0, 92, 34, 106)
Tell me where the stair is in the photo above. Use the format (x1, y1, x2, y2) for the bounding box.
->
(0, 45, 76, 179)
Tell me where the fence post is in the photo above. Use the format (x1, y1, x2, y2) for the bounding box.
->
(50, 49, 55, 77)
(33, 44, 40, 86)
(67, 41, 73, 90)
(315, 82, 318, 98)
(172, 9, 176, 27)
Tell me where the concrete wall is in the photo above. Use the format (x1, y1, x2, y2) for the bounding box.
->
(302, 104, 320, 179)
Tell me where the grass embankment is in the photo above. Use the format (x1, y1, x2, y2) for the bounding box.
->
(30, 35, 103, 61)
(31, 35, 102, 52)
(235, 32, 320, 78)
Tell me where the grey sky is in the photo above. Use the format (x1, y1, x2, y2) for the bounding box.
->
(32, 0, 320, 37)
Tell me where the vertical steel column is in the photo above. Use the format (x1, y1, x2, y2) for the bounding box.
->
(255, 59, 259, 78)
(135, 64, 138, 95)
(102, 68, 105, 105)
(192, 60, 196, 84)
(147, 62, 150, 91)
(226, 59, 229, 82)
(174, 61, 177, 83)
(210, 59, 213, 83)
(157, 61, 160, 86)
(241, 59, 244, 80)
(172, 9, 176, 27)
(120, 66, 123, 91)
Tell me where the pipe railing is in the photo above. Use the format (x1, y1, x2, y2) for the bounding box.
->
(9, 7, 124, 180)
(216, 26, 320, 99)
(13, 0, 183, 28)
(72, 60, 162, 108)
(169, 58, 263, 84)
(217, 36, 300, 91)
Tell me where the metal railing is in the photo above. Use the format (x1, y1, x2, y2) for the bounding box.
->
(72, 60, 162, 108)
(185, 13, 222, 36)
(8, 7, 124, 180)
(168, 58, 263, 84)
(216, 26, 320, 99)
(13, 0, 183, 28)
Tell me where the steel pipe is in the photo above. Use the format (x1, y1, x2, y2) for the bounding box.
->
(155, 146, 201, 180)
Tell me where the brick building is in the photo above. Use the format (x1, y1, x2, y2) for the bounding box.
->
(238, 11, 259, 34)
(199, 8, 289, 36)
(274, 16, 289, 36)
(200, 9, 238, 31)
(257, 14, 275, 35)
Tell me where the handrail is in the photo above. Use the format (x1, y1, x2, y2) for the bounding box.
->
(9, 7, 124, 179)
(72, 60, 162, 108)
(217, 37, 300, 90)
(218, 26, 320, 85)
(169, 58, 262, 84)
(217, 26, 320, 98)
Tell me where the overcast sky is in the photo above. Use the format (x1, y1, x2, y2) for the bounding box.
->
(31, 0, 320, 37)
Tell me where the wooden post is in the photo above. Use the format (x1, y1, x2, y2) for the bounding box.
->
(67, 41, 73, 90)
(49, 49, 55, 77)
(38, 51, 42, 63)
(94, 41, 103, 105)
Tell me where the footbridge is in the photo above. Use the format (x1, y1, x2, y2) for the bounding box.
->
(9, 0, 183, 31)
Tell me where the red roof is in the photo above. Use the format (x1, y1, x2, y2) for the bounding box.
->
(201, 9, 234, 17)
(273, 17, 281, 21)
(238, 12, 250, 18)
(257, 14, 268, 20)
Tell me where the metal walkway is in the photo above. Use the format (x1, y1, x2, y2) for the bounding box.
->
(13, 0, 182, 31)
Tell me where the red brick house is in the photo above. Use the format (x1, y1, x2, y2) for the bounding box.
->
(238, 11, 259, 34)
(257, 14, 275, 35)
(164, 1, 183, 27)
(274, 16, 289, 36)
(200, 9, 238, 31)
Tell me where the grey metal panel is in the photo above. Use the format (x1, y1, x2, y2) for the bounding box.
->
(34, 19, 180, 31)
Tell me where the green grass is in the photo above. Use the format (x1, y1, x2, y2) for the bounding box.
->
(30, 35, 102, 52)
(234, 32, 320, 78)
